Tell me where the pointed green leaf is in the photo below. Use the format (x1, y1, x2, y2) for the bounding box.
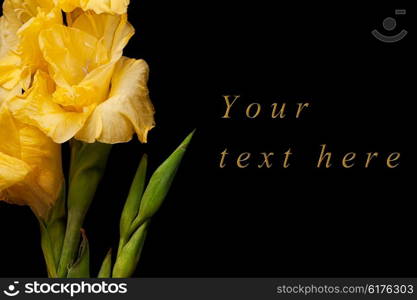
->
(98, 249, 112, 278)
(113, 221, 149, 278)
(129, 131, 194, 235)
(67, 229, 90, 278)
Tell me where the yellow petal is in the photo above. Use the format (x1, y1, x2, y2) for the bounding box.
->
(8, 71, 95, 143)
(57, 0, 129, 14)
(18, 124, 63, 208)
(0, 152, 30, 191)
(71, 11, 134, 60)
(0, 103, 63, 218)
(0, 101, 21, 156)
(2, 158, 61, 218)
(54, 0, 80, 12)
(38, 12, 134, 110)
(0, 85, 19, 108)
(17, 7, 63, 72)
(1, 1, 25, 41)
(39, 24, 109, 87)
(0, 16, 18, 56)
(1, 1, 60, 87)
(0, 52, 24, 89)
(2, 0, 56, 32)
(0, 103, 25, 193)
(81, 0, 129, 15)
(39, 24, 117, 108)
(76, 57, 155, 144)
(0, 104, 30, 191)
(2, 179, 52, 217)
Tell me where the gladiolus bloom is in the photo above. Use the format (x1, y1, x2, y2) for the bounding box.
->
(10, 11, 155, 144)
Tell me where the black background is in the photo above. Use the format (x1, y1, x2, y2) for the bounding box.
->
(0, 1, 414, 277)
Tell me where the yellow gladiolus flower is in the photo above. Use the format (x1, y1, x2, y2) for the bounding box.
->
(10, 11, 155, 144)
(0, 103, 63, 218)
(56, 0, 129, 15)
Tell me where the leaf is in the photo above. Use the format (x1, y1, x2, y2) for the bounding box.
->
(98, 249, 112, 278)
(67, 229, 90, 278)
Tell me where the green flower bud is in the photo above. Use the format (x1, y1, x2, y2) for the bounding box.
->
(119, 154, 148, 252)
(129, 130, 194, 235)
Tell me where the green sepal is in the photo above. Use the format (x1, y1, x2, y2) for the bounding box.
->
(112, 221, 149, 278)
(67, 229, 90, 278)
(98, 249, 112, 278)
(39, 221, 58, 278)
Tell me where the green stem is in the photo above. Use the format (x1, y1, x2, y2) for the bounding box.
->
(57, 211, 83, 277)
(57, 140, 112, 277)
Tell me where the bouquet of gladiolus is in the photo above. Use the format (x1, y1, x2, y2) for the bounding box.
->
(0, 0, 193, 278)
